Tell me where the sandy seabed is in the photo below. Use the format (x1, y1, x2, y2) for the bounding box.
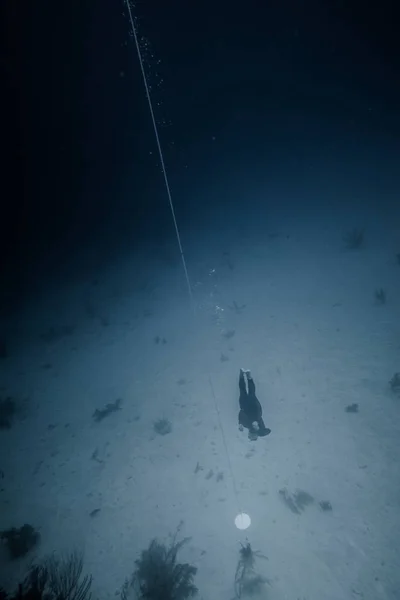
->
(1, 220, 399, 600)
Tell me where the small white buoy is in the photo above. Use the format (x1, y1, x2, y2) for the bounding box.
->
(235, 512, 251, 530)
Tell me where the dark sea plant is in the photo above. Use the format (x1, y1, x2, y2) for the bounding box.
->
(234, 542, 269, 598)
(0, 551, 92, 600)
(342, 228, 365, 250)
(374, 288, 386, 305)
(389, 373, 400, 395)
(121, 528, 197, 600)
(0, 524, 40, 558)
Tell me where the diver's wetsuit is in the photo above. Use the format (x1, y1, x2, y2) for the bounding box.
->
(238, 370, 271, 440)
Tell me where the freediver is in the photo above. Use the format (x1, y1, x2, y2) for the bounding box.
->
(238, 368, 271, 441)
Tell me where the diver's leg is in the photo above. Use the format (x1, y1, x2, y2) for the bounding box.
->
(246, 371, 256, 395)
(239, 369, 247, 395)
